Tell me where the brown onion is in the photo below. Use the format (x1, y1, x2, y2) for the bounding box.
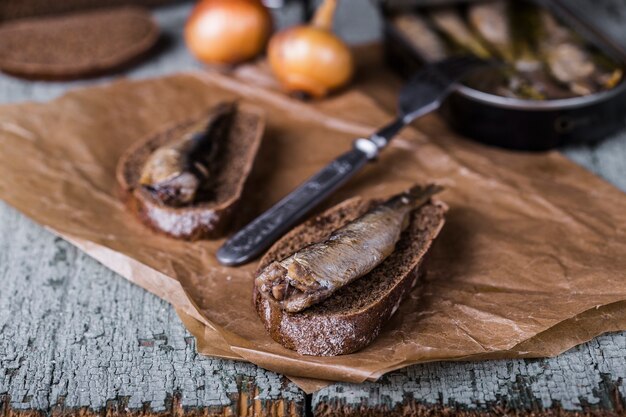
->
(268, 0, 354, 98)
(185, 0, 272, 65)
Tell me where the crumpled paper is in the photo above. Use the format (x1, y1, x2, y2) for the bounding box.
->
(0, 59, 625, 391)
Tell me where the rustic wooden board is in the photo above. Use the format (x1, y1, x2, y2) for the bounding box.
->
(313, 332, 626, 415)
(0, 4, 307, 417)
(1, 2, 626, 416)
(0, 202, 306, 416)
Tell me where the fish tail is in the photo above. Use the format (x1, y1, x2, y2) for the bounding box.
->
(188, 101, 238, 156)
(385, 183, 443, 210)
(406, 183, 443, 207)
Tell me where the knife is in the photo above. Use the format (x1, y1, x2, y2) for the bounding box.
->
(217, 56, 488, 266)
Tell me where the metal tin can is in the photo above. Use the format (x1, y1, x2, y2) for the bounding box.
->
(382, 0, 626, 151)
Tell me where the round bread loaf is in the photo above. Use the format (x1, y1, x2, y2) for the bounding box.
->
(0, 7, 159, 80)
(0, 0, 177, 21)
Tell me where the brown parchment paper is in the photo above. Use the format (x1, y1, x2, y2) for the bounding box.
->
(1, 59, 625, 389)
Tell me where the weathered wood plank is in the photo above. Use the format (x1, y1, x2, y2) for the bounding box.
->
(322, 0, 626, 414)
(313, 333, 626, 415)
(563, 134, 626, 190)
(311, 7, 626, 407)
(0, 3, 305, 415)
(2, 1, 626, 416)
(310, 124, 626, 417)
(0, 202, 305, 416)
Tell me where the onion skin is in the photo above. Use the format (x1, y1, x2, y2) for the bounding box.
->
(185, 0, 272, 65)
(268, 0, 354, 98)
(269, 26, 353, 98)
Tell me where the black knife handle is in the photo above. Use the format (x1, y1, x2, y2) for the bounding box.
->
(216, 147, 370, 266)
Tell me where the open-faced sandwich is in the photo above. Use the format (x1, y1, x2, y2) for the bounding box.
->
(254, 184, 447, 356)
(116, 101, 264, 239)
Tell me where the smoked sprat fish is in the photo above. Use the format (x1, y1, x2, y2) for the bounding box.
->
(392, 14, 448, 62)
(537, 9, 595, 95)
(139, 102, 236, 206)
(468, 1, 513, 62)
(429, 7, 491, 59)
(466, 0, 547, 99)
(256, 184, 443, 313)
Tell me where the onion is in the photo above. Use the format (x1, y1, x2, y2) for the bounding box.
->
(185, 0, 272, 65)
(268, 0, 354, 98)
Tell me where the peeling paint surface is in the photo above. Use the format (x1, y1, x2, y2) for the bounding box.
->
(314, 335, 626, 413)
(0, 207, 304, 414)
(1, 1, 626, 416)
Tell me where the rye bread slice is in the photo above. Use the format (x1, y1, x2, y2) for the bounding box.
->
(0, 0, 177, 21)
(0, 7, 159, 80)
(116, 104, 265, 240)
(254, 195, 447, 356)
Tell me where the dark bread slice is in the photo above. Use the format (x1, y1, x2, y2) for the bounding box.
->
(0, 7, 159, 80)
(254, 195, 447, 356)
(116, 104, 265, 240)
(0, 0, 177, 22)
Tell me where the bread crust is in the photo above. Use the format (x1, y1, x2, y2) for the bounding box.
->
(254, 196, 446, 356)
(116, 104, 265, 240)
(0, 7, 159, 80)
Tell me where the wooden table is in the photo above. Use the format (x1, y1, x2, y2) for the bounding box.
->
(1, 3, 625, 416)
